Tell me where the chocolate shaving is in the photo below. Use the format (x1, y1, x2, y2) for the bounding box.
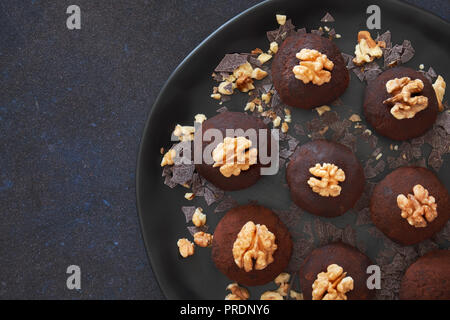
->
(216, 106, 228, 113)
(320, 12, 335, 22)
(214, 53, 248, 73)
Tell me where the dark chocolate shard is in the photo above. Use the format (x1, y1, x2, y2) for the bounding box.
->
(170, 164, 195, 185)
(216, 106, 228, 113)
(296, 27, 307, 35)
(214, 53, 248, 73)
(320, 12, 335, 22)
(214, 196, 238, 213)
(187, 225, 209, 237)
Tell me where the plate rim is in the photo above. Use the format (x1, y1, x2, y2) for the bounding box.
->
(136, 0, 449, 299)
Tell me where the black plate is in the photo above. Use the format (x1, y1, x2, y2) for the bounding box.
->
(137, 0, 449, 299)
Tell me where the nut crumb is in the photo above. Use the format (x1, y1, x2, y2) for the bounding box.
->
(211, 93, 221, 100)
(261, 291, 284, 300)
(384, 77, 428, 119)
(233, 221, 277, 272)
(269, 41, 279, 54)
(257, 53, 273, 65)
(398, 184, 438, 228)
(290, 290, 304, 300)
(281, 122, 289, 133)
(349, 114, 361, 122)
(161, 149, 176, 167)
(273, 116, 281, 127)
(212, 137, 258, 177)
(251, 67, 268, 80)
(184, 192, 195, 200)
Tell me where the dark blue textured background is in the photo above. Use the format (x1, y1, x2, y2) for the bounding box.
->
(0, 0, 448, 299)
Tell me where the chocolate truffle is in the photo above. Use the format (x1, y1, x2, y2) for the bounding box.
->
(212, 204, 292, 286)
(371, 166, 450, 245)
(195, 111, 271, 191)
(400, 250, 450, 300)
(299, 242, 375, 300)
(363, 67, 438, 141)
(286, 140, 365, 217)
(272, 33, 349, 109)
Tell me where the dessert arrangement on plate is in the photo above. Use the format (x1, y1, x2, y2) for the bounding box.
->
(159, 12, 449, 300)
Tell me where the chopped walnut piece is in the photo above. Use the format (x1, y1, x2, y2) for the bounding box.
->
(211, 93, 221, 100)
(177, 238, 194, 258)
(212, 137, 258, 178)
(353, 30, 384, 66)
(281, 122, 289, 133)
(433, 75, 446, 111)
(232, 221, 277, 272)
(397, 184, 438, 228)
(274, 273, 291, 297)
(192, 207, 206, 227)
(233, 62, 255, 92)
(261, 291, 284, 300)
(194, 114, 207, 124)
(257, 53, 272, 65)
(290, 290, 304, 300)
(273, 116, 281, 128)
(383, 77, 428, 120)
(261, 92, 272, 104)
(193, 231, 213, 247)
(269, 41, 279, 54)
(308, 163, 345, 197)
(276, 14, 287, 25)
(161, 149, 176, 167)
(293, 49, 334, 85)
(225, 283, 249, 300)
(312, 264, 354, 300)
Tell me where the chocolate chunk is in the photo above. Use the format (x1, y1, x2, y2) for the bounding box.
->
(187, 225, 209, 237)
(214, 53, 248, 73)
(376, 30, 392, 48)
(294, 123, 305, 136)
(436, 111, 450, 134)
(352, 67, 365, 81)
(216, 106, 228, 113)
(296, 27, 307, 35)
(400, 40, 415, 63)
(171, 164, 195, 185)
(328, 28, 336, 38)
(320, 12, 335, 22)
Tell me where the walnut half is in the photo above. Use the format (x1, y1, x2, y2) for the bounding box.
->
(292, 49, 334, 86)
(212, 137, 258, 178)
(232, 221, 277, 272)
(312, 264, 354, 300)
(397, 184, 438, 228)
(383, 77, 428, 120)
(307, 163, 345, 197)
